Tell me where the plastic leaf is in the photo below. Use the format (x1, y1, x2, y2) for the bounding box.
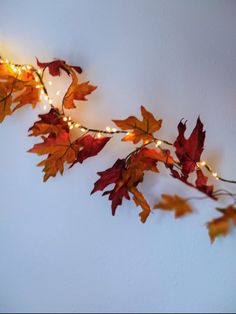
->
(154, 194, 193, 218)
(113, 106, 162, 144)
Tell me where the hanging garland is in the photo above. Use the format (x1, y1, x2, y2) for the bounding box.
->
(1, 55, 236, 243)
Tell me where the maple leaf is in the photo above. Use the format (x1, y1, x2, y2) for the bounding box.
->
(0, 64, 40, 122)
(91, 159, 130, 215)
(36, 58, 82, 76)
(195, 169, 214, 197)
(70, 134, 110, 167)
(130, 186, 151, 223)
(113, 106, 162, 144)
(174, 117, 205, 176)
(154, 194, 193, 218)
(207, 205, 236, 243)
(28, 108, 69, 136)
(28, 130, 80, 181)
(62, 69, 97, 109)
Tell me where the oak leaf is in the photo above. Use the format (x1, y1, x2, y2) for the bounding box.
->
(154, 194, 193, 218)
(207, 205, 236, 243)
(113, 106, 162, 144)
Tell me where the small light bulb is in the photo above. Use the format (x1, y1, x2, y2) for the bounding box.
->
(68, 116, 72, 121)
(37, 69, 42, 75)
(112, 128, 117, 133)
(69, 125, 74, 130)
(74, 123, 80, 128)
(56, 90, 60, 96)
(0, 59, 3, 64)
(155, 140, 162, 147)
(22, 66, 26, 70)
(145, 140, 149, 144)
(80, 128, 86, 132)
(48, 81, 52, 86)
(212, 172, 218, 178)
(200, 161, 206, 166)
(26, 65, 31, 70)
(68, 122, 72, 126)
(63, 117, 68, 122)
(40, 89, 44, 95)
(36, 84, 41, 89)
(43, 105, 47, 111)
(106, 126, 111, 132)
(35, 76, 39, 82)
(97, 133, 102, 138)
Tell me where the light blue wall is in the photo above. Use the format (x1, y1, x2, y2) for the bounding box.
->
(1, 0, 236, 312)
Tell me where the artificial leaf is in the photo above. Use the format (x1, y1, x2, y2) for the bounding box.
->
(91, 159, 130, 215)
(0, 64, 40, 122)
(174, 117, 205, 176)
(36, 58, 82, 76)
(207, 205, 236, 242)
(113, 106, 162, 144)
(154, 194, 193, 218)
(28, 130, 81, 181)
(195, 169, 214, 198)
(62, 69, 97, 109)
(70, 134, 110, 166)
(130, 186, 151, 223)
(28, 108, 68, 136)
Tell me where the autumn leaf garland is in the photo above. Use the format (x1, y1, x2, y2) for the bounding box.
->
(1, 55, 236, 242)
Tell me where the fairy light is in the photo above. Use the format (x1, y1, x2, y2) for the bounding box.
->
(112, 128, 117, 133)
(69, 125, 74, 130)
(155, 140, 162, 147)
(56, 90, 60, 96)
(36, 84, 41, 89)
(63, 117, 68, 122)
(68, 121, 72, 126)
(97, 132, 102, 138)
(48, 81, 52, 86)
(80, 128, 86, 132)
(43, 105, 47, 111)
(106, 126, 111, 132)
(74, 123, 80, 128)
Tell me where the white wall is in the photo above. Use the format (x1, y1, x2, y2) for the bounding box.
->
(1, 0, 236, 312)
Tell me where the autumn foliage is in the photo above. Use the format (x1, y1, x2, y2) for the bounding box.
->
(1, 55, 236, 243)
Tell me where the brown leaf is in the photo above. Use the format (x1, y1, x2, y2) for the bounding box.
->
(207, 205, 236, 243)
(130, 186, 151, 223)
(154, 194, 193, 218)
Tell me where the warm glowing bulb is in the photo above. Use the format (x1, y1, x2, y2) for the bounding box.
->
(48, 81, 52, 86)
(74, 123, 80, 128)
(112, 128, 117, 133)
(63, 117, 68, 122)
(0, 59, 3, 64)
(97, 132, 102, 138)
(36, 84, 41, 89)
(40, 89, 44, 95)
(68, 122, 72, 126)
(155, 140, 162, 147)
(212, 172, 218, 178)
(81, 128, 86, 132)
(26, 65, 31, 70)
(56, 90, 60, 96)
(37, 69, 42, 75)
(200, 161, 206, 166)
(68, 116, 72, 121)
(145, 140, 149, 144)
(106, 126, 111, 132)
(43, 105, 47, 111)
(69, 125, 74, 130)
(35, 76, 39, 82)
(22, 66, 26, 71)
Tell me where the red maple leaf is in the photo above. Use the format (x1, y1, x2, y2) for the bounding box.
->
(91, 159, 130, 215)
(174, 117, 205, 176)
(36, 58, 82, 76)
(70, 135, 111, 166)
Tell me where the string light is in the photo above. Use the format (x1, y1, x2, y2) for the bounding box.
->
(155, 140, 162, 147)
(48, 81, 52, 86)
(56, 90, 60, 96)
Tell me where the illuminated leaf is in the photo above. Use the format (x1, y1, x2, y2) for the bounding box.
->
(113, 106, 162, 144)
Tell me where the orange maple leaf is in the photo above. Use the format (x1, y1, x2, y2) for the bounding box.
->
(207, 205, 236, 243)
(113, 106, 162, 144)
(62, 69, 97, 109)
(154, 194, 193, 218)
